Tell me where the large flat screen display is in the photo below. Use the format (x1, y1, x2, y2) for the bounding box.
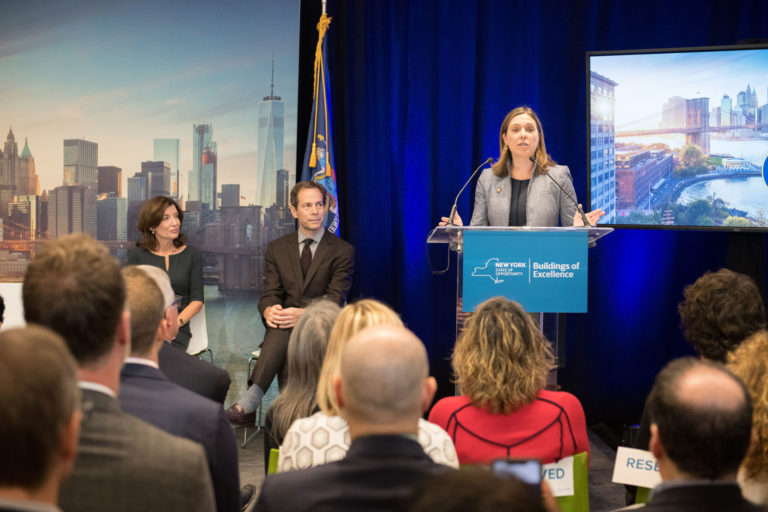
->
(587, 45, 768, 230)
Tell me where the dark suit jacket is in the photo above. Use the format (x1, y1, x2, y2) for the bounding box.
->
(119, 363, 240, 512)
(257, 229, 354, 318)
(254, 435, 447, 512)
(629, 483, 762, 512)
(59, 388, 215, 512)
(158, 341, 231, 404)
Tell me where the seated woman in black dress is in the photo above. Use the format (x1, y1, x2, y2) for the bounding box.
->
(127, 196, 203, 350)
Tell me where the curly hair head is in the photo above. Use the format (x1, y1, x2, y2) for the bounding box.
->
(453, 297, 555, 414)
(727, 330, 768, 479)
(678, 269, 766, 361)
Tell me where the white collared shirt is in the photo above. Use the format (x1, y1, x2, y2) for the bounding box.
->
(124, 357, 159, 369)
(297, 229, 325, 257)
(78, 381, 117, 399)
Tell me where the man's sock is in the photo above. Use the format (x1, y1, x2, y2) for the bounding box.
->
(237, 384, 265, 414)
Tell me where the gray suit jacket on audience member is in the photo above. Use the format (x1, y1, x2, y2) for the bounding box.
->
(470, 165, 578, 227)
(59, 388, 215, 512)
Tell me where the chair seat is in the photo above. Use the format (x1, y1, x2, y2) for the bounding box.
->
(186, 305, 213, 362)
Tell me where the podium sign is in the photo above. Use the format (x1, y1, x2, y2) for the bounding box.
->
(462, 230, 588, 313)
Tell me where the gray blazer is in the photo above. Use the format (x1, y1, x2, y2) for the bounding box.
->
(469, 165, 578, 227)
(59, 389, 216, 512)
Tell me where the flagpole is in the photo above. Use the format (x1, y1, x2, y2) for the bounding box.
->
(322, 0, 326, 15)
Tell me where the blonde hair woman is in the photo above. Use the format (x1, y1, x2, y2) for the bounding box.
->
(429, 296, 589, 464)
(728, 330, 768, 504)
(277, 299, 458, 471)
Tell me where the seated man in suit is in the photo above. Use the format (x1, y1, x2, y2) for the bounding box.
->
(228, 181, 354, 425)
(255, 324, 448, 511)
(23, 233, 215, 512)
(622, 357, 760, 512)
(119, 265, 242, 512)
(0, 326, 81, 511)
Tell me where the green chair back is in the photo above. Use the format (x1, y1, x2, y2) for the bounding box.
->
(634, 486, 650, 504)
(267, 448, 279, 475)
(553, 451, 589, 512)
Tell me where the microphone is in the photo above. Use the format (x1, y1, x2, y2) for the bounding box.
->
(448, 157, 494, 225)
(529, 156, 591, 227)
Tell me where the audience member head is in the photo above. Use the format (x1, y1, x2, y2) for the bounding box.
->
(23, 233, 127, 368)
(678, 268, 765, 361)
(334, 324, 435, 436)
(647, 357, 752, 481)
(453, 297, 555, 414)
(122, 266, 167, 359)
(137, 195, 186, 250)
(317, 299, 403, 415)
(268, 299, 341, 444)
(0, 293, 5, 327)
(135, 265, 180, 341)
(0, 326, 81, 502)
(727, 330, 768, 480)
(406, 466, 546, 512)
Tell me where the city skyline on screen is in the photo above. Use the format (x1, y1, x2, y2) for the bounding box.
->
(589, 46, 768, 229)
(591, 49, 768, 131)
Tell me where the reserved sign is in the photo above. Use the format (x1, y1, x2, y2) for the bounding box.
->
(612, 447, 661, 488)
(542, 455, 574, 497)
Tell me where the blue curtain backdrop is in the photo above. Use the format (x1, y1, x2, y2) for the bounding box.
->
(298, 0, 768, 434)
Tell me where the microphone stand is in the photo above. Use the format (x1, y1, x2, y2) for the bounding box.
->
(448, 157, 494, 225)
(430, 157, 494, 275)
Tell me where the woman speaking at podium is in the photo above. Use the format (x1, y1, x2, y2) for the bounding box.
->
(441, 106, 604, 227)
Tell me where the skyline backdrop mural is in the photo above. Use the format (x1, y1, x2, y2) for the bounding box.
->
(0, 0, 300, 283)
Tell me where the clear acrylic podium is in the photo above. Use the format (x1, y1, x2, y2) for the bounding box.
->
(427, 225, 612, 380)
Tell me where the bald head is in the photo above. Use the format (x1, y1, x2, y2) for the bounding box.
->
(647, 357, 752, 480)
(339, 325, 431, 426)
(676, 365, 745, 411)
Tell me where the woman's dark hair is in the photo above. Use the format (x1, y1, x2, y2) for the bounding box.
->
(136, 196, 186, 250)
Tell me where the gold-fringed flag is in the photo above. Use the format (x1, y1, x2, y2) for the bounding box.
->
(301, 11, 339, 233)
